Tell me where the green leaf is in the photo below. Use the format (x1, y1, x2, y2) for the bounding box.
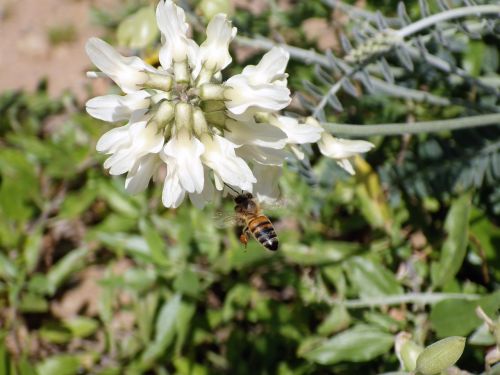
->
(344, 257, 403, 298)
(431, 194, 471, 288)
(23, 227, 43, 273)
(283, 241, 362, 265)
(98, 180, 139, 218)
(17, 356, 38, 375)
(39, 323, 72, 344)
(173, 269, 200, 298)
(59, 187, 97, 219)
(135, 291, 159, 344)
(317, 305, 351, 336)
(0, 336, 8, 375)
(301, 324, 394, 365)
(469, 207, 500, 281)
(0, 252, 18, 280)
(46, 247, 88, 295)
(139, 219, 170, 267)
(430, 299, 478, 338)
(175, 302, 196, 355)
(36, 354, 81, 375)
(139, 294, 182, 368)
(469, 324, 496, 346)
(19, 292, 49, 313)
(63, 317, 99, 338)
(464, 41, 485, 77)
(430, 290, 500, 337)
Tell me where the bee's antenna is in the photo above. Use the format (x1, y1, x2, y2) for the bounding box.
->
(224, 183, 241, 195)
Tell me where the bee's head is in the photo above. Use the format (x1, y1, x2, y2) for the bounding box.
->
(234, 193, 257, 213)
(234, 192, 253, 204)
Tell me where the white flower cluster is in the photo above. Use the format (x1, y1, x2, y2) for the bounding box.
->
(86, 0, 374, 208)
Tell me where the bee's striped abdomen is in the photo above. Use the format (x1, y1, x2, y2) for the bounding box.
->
(247, 215, 279, 251)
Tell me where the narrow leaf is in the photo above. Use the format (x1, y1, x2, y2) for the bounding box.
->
(301, 325, 394, 365)
(431, 194, 471, 288)
(344, 257, 403, 298)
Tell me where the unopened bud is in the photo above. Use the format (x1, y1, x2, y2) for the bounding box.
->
(155, 101, 174, 124)
(174, 61, 190, 84)
(198, 0, 233, 20)
(416, 336, 466, 375)
(144, 73, 173, 91)
(199, 83, 225, 100)
(192, 107, 208, 136)
(174, 103, 193, 133)
(395, 332, 423, 372)
(344, 30, 401, 64)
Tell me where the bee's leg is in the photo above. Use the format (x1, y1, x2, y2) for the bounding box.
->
(239, 226, 249, 248)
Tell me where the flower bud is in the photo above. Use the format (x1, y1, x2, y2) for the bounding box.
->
(144, 73, 173, 91)
(174, 103, 193, 133)
(192, 107, 208, 136)
(154, 101, 175, 124)
(395, 332, 423, 372)
(117, 6, 159, 49)
(199, 83, 225, 100)
(416, 336, 466, 375)
(174, 61, 190, 84)
(198, 0, 234, 20)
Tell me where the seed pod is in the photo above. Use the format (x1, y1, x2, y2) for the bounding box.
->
(416, 336, 466, 375)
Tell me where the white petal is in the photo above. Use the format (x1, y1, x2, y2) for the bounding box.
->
(318, 132, 374, 159)
(272, 116, 323, 144)
(196, 14, 236, 74)
(105, 149, 136, 175)
(189, 168, 215, 208)
(162, 131, 205, 193)
(100, 117, 164, 176)
(156, 0, 199, 68)
(225, 120, 287, 149)
(125, 154, 159, 194)
(253, 164, 282, 205)
(224, 47, 291, 115)
(85, 38, 156, 93)
(202, 134, 256, 192)
(86, 91, 151, 122)
(337, 159, 355, 175)
(162, 166, 186, 208)
(225, 75, 291, 115)
(241, 47, 289, 85)
(96, 124, 131, 153)
(236, 145, 287, 166)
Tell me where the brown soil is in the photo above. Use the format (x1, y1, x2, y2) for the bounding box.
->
(0, 0, 119, 102)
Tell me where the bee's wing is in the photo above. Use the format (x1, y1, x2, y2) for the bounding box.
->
(213, 212, 241, 228)
(260, 198, 289, 211)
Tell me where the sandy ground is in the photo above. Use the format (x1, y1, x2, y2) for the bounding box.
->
(0, 0, 119, 101)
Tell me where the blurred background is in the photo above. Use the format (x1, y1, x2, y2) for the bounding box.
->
(0, 0, 499, 374)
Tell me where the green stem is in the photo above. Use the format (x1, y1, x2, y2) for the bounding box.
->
(396, 5, 500, 39)
(332, 293, 481, 309)
(322, 113, 500, 136)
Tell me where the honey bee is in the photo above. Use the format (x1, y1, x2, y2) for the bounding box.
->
(233, 192, 279, 251)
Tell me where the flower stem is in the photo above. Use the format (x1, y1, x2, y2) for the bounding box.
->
(323, 113, 500, 137)
(331, 293, 481, 309)
(396, 5, 500, 39)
